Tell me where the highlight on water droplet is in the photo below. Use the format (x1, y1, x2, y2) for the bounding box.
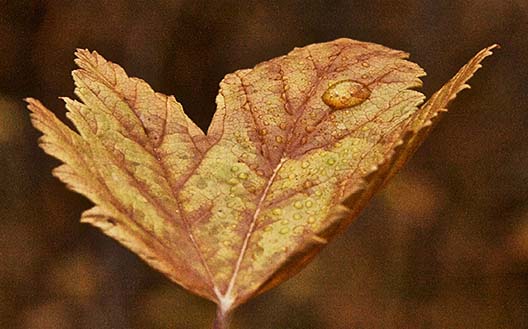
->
(322, 80, 371, 110)
(238, 172, 249, 180)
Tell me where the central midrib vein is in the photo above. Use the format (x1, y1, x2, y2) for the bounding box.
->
(221, 157, 287, 305)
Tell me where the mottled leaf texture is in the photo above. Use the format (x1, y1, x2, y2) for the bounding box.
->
(27, 39, 496, 316)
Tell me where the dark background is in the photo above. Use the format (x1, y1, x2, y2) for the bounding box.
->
(1, 1, 527, 328)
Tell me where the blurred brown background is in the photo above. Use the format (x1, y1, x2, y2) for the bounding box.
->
(1, 0, 527, 328)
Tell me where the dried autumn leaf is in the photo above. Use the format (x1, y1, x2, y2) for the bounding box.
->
(27, 38, 496, 326)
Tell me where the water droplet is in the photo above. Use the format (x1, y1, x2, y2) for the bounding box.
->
(327, 158, 336, 165)
(275, 135, 284, 144)
(256, 169, 265, 176)
(293, 225, 305, 236)
(272, 208, 282, 216)
(301, 137, 308, 145)
(279, 227, 290, 235)
(315, 190, 322, 197)
(230, 224, 237, 230)
(305, 200, 313, 208)
(303, 180, 313, 189)
(223, 240, 232, 247)
(301, 161, 310, 169)
(361, 62, 370, 67)
(279, 122, 287, 130)
(230, 166, 239, 172)
(258, 128, 268, 136)
(264, 226, 273, 232)
(294, 201, 303, 209)
(307, 217, 316, 224)
(280, 219, 289, 225)
(305, 125, 316, 133)
(228, 178, 238, 185)
(294, 213, 302, 220)
(238, 172, 249, 180)
(322, 80, 371, 110)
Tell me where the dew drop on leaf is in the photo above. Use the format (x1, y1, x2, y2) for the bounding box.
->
(305, 125, 316, 133)
(322, 80, 371, 110)
(293, 226, 305, 236)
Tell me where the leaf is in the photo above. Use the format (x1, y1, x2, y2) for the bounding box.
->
(26, 38, 496, 316)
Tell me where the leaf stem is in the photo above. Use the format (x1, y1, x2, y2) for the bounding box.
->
(213, 305, 232, 329)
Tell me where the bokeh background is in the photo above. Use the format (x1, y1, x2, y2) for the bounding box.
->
(1, 0, 527, 328)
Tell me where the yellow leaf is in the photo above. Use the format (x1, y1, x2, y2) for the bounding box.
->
(26, 39, 496, 320)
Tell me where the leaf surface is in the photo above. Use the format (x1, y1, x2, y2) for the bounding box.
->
(27, 39, 496, 311)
